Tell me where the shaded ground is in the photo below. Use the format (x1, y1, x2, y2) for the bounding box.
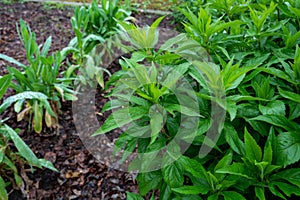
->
(0, 2, 176, 199)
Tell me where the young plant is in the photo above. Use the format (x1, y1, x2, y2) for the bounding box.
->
(62, 0, 133, 88)
(0, 74, 57, 199)
(0, 19, 76, 133)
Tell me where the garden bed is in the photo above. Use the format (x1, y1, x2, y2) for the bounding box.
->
(1, 0, 300, 200)
(0, 1, 174, 199)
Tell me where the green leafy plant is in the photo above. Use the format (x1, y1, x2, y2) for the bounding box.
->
(0, 74, 57, 199)
(0, 19, 76, 133)
(90, 1, 300, 199)
(218, 127, 300, 199)
(62, 0, 133, 88)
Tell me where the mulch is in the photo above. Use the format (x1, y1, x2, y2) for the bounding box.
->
(0, 1, 176, 199)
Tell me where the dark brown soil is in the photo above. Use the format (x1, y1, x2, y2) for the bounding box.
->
(0, 1, 176, 199)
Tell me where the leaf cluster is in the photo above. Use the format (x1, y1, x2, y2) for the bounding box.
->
(94, 1, 300, 199)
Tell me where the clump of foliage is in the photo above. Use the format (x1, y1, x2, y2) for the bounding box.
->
(63, 0, 133, 88)
(0, 75, 57, 199)
(0, 19, 76, 133)
(93, 0, 300, 199)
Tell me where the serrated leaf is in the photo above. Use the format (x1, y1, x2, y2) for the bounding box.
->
(160, 183, 171, 200)
(216, 162, 251, 179)
(172, 186, 209, 195)
(214, 152, 233, 173)
(289, 102, 300, 120)
(137, 171, 162, 195)
(272, 168, 300, 187)
(272, 181, 300, 197)
(250, 115, 299, 132)
(162, 161, 184, 188)
(278, 87, 300, 104)
(93, 106, 148, 135)
(224, 124, 245, 155)
(178, 156, 207, 179)
(226, 98, 237, 121)
(244, 127, 262, 161)
(259, 100, 285, 116)
(277, 131, 300, 167)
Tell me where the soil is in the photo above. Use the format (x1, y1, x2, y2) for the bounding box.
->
(0, 1, 177, 199)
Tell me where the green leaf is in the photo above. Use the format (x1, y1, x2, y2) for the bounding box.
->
(272, 181, 300, 197)
(226, 98, 237, 121)
(93, 106, 148, 135)
(0, 53, 26, 68)
(172, 186, 209, 195)
(259, 100, 286, 116)
(268, 184, 286, 200)
(0, 74, 12, 100)
(160, 183, 171, 200)
(149, 105, 164, 145)
(164, 104, 201, 117)
(216, 162, 251, 179)
(0, 91, 48, 114)
(273, 168, 300, 187)
(0, 176, 8, 200)
(278, 87, 300, 104)
(222, 63, 256, 92)
(224, 124, 245, 155)
(289, 102, 300, 120)
(258, 68, 297, 84)
(178, 156, 207, 179)
(162, 62, 190, 91)
(41, 36, 52, 56)
(126, 192, 144, 200)
(207, 194, 218, 200)
(85, 55, 96, 79)
(8, 67, 34, 90)
(137, 171, 162, 196)
(277, 131, 300, 167)
(244, 127, 262, 161)
(162, 161, 184, 188)
(38, 159, 58, 172)
(214, 152, 233, 173)
(222, 191, 246, 200)
(263, 137, 273, 164)
(255, 187, 265, 200)
(250, 115, 299, 132)
(1, 125, 41, 167)
(286, 30, 300, 48)
(122, 137, 137, 162)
